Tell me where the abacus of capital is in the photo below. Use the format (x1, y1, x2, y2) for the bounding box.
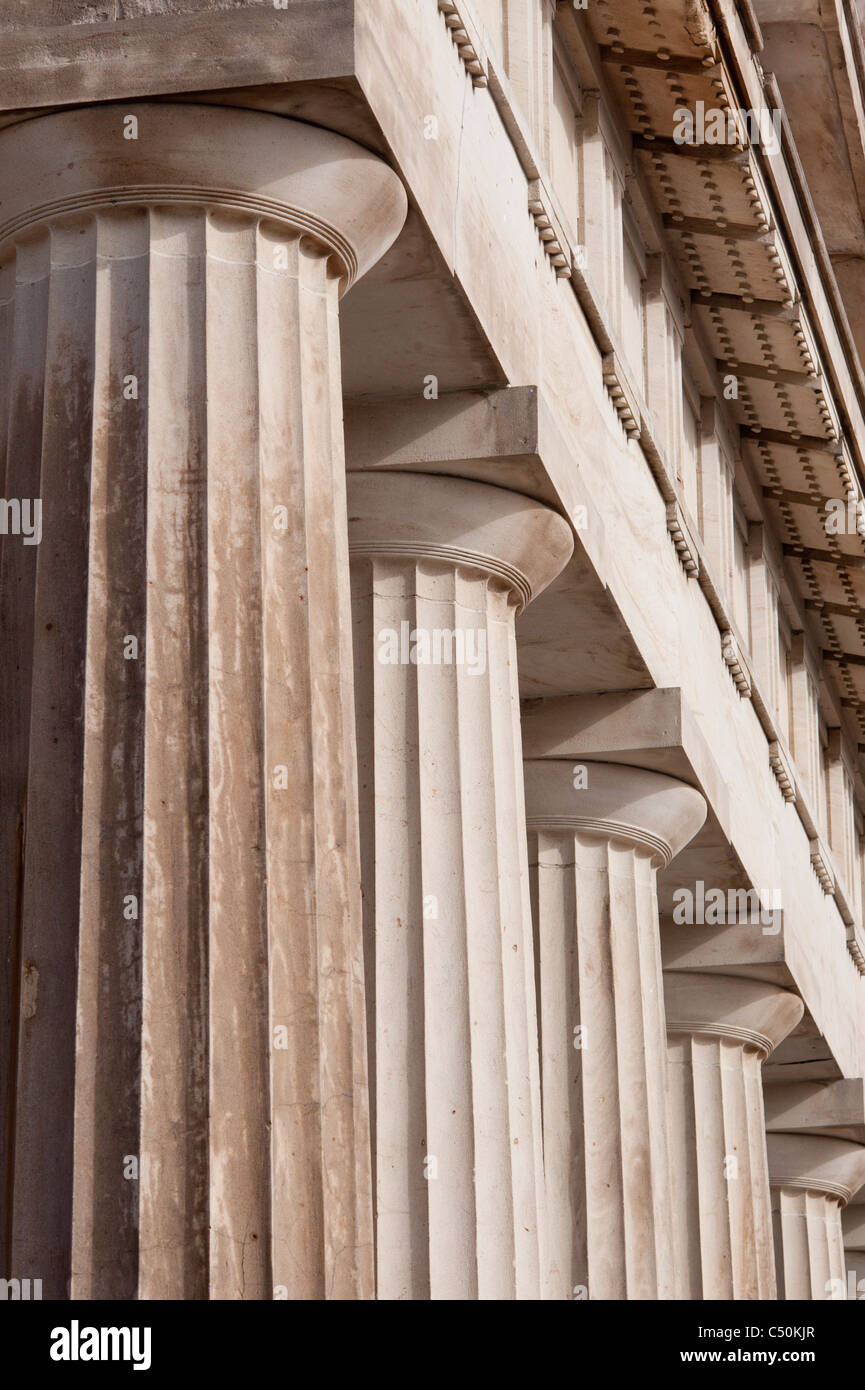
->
(4, 0, 865, 1307)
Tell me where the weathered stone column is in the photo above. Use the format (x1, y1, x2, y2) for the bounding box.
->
(664, 972, 803, 1299)
(842, 1188, 865, 1299)
(768, 1134, 865, 1299)
(348, 470, 573, 1300)
(524, 760, 707, 1300)
(0, 102, 406, 1300)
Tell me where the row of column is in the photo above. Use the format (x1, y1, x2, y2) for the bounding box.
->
(1, 101, 863, 1300)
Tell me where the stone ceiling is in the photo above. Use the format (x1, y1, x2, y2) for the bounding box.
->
(582, 0, 865, 738)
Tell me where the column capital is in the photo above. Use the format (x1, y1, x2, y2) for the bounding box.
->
(524, 759, 706, 868)
(664, 972, 804, 1058)
(347, 470, 574, 611)
(0, 102, 407, 291)
(768, 1134, 865, 1206)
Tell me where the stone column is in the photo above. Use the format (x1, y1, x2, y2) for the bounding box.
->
(768, 1134, 865, 1299)
(0, 103, 406, 1300)
(842, 1188, 865, 1299)
(348, 470, 573, 1301)
(664, 972, 804, 1299)
(523, 759, 707, 1300)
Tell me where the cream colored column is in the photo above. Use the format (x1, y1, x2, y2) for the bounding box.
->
(0, 103, 406, 1300)
(348, 470, 574, 1301)
(842, 1188, 865, 1299)
(664, 973, 804, 1299)
(768, 1134, 865, 1299)
(524, 760, 707, 1300)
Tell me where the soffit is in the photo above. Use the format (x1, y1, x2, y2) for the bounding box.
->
(586, 0, 865, 735)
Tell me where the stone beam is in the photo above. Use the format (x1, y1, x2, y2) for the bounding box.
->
(661, 920, 790, 979)
(764, 1080, 865, 1143)
(344, 386, 556, 501)
(0, 1, 356, 113)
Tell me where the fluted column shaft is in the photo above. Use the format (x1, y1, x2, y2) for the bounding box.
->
(0, 103, 406, 1299)
(348, 470, 573, 1300)
(524, 760, 707, 1300)
(664, 972, 803, 1299)
(842, 1191, 865, 1298)
(768, 1133, 865, 1299)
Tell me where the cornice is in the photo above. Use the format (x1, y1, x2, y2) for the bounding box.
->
(436, 0, 489, 88)
(528, 179, 573, 277)
(666, 500, 700, 577)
